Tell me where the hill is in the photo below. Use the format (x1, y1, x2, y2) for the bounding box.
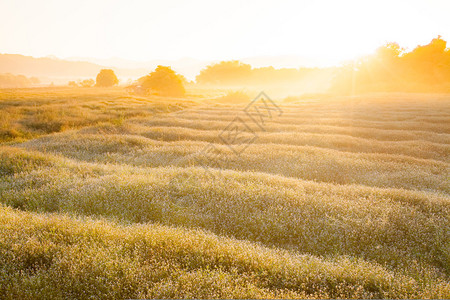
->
(0, 54, 148, 84)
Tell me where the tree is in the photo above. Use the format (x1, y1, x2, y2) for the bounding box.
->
(196, 60, 252, 84)
(330, 37, 450, 94)
(80, 79, 95, 88)
(195, 60, 314, 85)
(402, 36, 449, 84)
(139, 66, 185, 96)
(95, 69, 119, 87)
(0, 73, 39, 88)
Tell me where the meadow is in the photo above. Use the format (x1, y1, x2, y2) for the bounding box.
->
(0, 88, 449, 299)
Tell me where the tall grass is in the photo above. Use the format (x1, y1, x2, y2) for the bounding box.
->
(19, 132, 449, 194)
(0, 88, 449, 298)
(0, 87, 195, 142)
(0, 147, 448, 278)
(0, 205, 448, 299)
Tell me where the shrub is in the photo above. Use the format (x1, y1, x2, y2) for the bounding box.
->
(95, 69, 119, 87)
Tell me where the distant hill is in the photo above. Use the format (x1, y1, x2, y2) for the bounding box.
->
(0, 53, 149, 84)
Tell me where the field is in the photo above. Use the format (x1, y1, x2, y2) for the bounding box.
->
(0, 88, 449, 299)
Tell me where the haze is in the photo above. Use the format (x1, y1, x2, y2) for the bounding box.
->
(1, 0, 450, 66)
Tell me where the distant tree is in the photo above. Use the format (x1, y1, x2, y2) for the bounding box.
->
(0, 73, 39, 88)
(196, 60, 252, 84)
(195, 60, 315, 86)
(80, 79, 95, 88)
(331, 36, 450, 94)
(139, 66, 185, 96)
(402, 36, 449, 83)
(95, 69, 119, 87)
(68, 81, 78, 87)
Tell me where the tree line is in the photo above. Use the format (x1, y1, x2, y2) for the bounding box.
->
(10, 36, 444, 95)
(0, 73, 39, 88)
(332, 36, 450, 93)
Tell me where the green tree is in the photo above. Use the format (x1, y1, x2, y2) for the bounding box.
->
(95, 69, 119, 87)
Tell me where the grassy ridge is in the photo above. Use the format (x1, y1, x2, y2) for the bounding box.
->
(19, 132, 449, 194)
(0, 89, 449, 298)
(137, 125, 449, 161)
(0, 87, 195, 142)
(0, 147, 449, 277)
(0, 205, 448, 299)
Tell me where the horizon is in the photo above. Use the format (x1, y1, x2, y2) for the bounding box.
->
(0, 32, 447, 83)
(1, 33, 446, 81)
(0, 52, 340, 82)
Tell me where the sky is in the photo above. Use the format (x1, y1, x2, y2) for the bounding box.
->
(1, 0, 449, 67)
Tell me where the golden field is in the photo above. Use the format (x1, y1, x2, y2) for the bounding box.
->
(0, 88, 449, 299)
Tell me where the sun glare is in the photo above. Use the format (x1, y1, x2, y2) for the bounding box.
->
(0, 0, 449, 65)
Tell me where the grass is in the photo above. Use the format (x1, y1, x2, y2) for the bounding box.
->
(0, 205, 448, 299)
(0, 88, 449, 298)
(0, 87, 196, 143)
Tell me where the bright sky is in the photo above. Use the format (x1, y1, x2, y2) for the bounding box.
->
(1, 0, 449, 66)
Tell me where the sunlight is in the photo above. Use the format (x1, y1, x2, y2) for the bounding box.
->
(0, 0, 448, 64)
